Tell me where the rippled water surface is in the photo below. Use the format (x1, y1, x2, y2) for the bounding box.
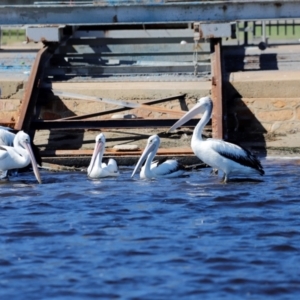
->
(1, 158, 300, 299)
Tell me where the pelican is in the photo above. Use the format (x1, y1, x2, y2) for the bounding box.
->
(131, 134, 186, 179)
(0, 128, 15, 146)
(169, 96, 264, 182)
(87, 133, 119, 178)
(0, 130, 42, 183)
(0, 128, 16, 179)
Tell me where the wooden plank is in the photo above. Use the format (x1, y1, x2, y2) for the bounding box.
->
(1, 1, 300, 25)
(52, 53, 210, 63)
(210, 38, 224, 140)
(45, 64, 210, 76)
(15, 45, 56, 131)
(15, 47, 47, 131)
(39, 147, 194, 157)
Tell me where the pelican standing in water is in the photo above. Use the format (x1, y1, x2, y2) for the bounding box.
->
(0, 127, 15, 146)
(131, 134, 186, 179)
(0, 128, 16, 179)
(169, 96, 264, 182)
(0, 130, 42, 183)
(87, 133, 119, 178)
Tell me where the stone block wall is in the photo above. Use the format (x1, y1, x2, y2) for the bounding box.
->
(1, 71, 300, 151)
(39, 81, 211, 121)
(227, 97, 300, 135)
(225, 70, 300, 148)
(0, 78, 25, 126)
(0, 99, 22, 124)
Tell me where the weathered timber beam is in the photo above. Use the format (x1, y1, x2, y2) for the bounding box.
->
(39, 148, 194, 157)
(210, 38, 224, 140)
(0, 1, 299, 25)
(15, 45, 57, 132)
(45, 64, 210, 77)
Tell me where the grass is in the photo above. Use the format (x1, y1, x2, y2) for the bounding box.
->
(254, 22, 300, 40)
(237, 21, 300, 43)
(0, 29, 26, 45)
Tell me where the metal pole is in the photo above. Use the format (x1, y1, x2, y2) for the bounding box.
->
(262, 20, 266, 43)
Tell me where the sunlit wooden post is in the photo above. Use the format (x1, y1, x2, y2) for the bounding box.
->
(210, 38, 224, 140)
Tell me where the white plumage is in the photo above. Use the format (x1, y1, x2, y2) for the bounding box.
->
(0, 128, 15, 147)
(0, 130, 42, 183)
(87, 133, 119, 178)
(0, 128, 16, 179)
(131, 134, 186, 179)
(169, 96, 264, 182)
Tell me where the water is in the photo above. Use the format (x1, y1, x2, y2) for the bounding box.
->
(0, 158, 300, 299)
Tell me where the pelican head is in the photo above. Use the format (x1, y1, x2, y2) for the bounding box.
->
(169, 96, 212, 132)
(16, 131, 42, 184)
(95, 132, 106, 144)
(87, 133, 105, 176)
(131, 135, 160, 178)
(197, 95, 212, 108)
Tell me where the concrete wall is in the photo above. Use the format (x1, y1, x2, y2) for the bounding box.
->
(0, 78, 24, 125)
(39, 81, 211, 120)
(1, 69, 300, 152)
(225, 70, 300, 149)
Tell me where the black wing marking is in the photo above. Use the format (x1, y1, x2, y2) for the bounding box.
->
(218, 145, 264, 175)
(153, 157, 168, 167)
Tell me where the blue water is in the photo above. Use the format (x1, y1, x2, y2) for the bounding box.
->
(0, 158, 300, 299)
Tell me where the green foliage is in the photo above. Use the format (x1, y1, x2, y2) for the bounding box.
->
(236, 21, 300, 42)
(0, 28, 26, 45)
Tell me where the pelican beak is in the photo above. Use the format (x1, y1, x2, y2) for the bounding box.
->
(168, 102, 204, 132)
(87, 141, 103, 177)
(24, 142, 42, 184)
(131, 142, 155, 178)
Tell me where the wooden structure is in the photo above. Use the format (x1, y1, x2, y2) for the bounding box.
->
(1, 1, 300, 160)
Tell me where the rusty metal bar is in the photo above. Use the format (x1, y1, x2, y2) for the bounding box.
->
(210, 38, 223, 140)
(30, 119, 199, 130)
(51, 89, 187, 118)
(57, 93, 186, 120)
(15, 45, 57, 132)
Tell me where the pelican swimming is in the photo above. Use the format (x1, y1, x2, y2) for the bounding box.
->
(0, 130, 42, 183)
(169, 96, 264, 182)
(131, 134, 186, 179)
(87, 133, 119, 178)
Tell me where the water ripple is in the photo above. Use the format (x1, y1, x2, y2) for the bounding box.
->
(0, 159, 300, 299)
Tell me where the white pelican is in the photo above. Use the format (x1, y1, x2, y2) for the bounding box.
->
(87, 133, 119, 178)
(0, 128, 16, 179)
(169, 96, 264, 182)
(0, 130, 42, 183)
(131, 134, 186, 179)
(0, 127, 15, 146)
